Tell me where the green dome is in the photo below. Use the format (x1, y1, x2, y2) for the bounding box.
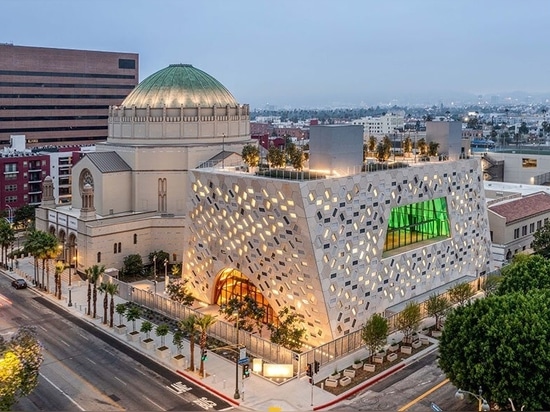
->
(122, 64, 238, 108)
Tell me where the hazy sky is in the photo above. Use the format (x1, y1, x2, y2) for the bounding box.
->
(3, 0, 549, 108)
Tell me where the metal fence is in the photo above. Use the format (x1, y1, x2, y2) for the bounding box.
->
(105, 272, 493, 376)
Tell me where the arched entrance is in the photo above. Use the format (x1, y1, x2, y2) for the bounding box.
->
(214, 268, 277, 326)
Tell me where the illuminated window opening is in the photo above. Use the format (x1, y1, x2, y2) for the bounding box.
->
(384, 197, 451, 252)
(214, 268, 277, 325)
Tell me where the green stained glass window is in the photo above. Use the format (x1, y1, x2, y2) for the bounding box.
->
(384, 197, 451, 252)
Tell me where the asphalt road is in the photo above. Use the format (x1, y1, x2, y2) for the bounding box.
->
(0, 277, 232, 411)
(336, 351, 476, 411)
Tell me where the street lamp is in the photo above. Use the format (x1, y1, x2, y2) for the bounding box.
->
(164, 258, 168, 292)
(234, 310, 240, 400)
(455, 387, 490, 411)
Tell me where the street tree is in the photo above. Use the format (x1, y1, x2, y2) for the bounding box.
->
(98, 282, 109, 324)
(54, 261, 64, 300)
(497, 254, 550, 295)
(448, 282, 474, 307)
(156, 323, 170, 348)
(439, 290, 550, 410)
(361, 313, 388, 362)
(0, 219, 15, 268)
(140, 320, 153, 340)
(0, 326, 43, 411)
(13, 205, 35, 231)
(85, 264, 105, 318)
(531, 220, 550, 257)
(38, 232, 59, 293)
(106, 283, 119, 328)
(115, 303, 126, 327)
(179, 315, 198, 372)
(425, 293, 450, 330)
(125, 305, 141, 333)
(241, 143, 260, 168)
(395, 301, 421, 342)
(196, 314, 217, 377)
(268, 307, 306, 351)
(219, 295, 265, 334)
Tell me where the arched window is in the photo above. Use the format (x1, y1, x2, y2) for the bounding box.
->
(113, 243, 117, 254)
(97, 252, 101, 263)
(118, 242, 121, 253)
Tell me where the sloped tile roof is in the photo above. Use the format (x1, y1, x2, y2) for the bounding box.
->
(488, 191, 550, 224)
(85, 152, 131, 173)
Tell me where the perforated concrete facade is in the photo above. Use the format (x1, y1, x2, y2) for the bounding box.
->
(185, 159, 491, 345)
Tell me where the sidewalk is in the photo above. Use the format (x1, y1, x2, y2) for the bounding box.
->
(6, 256, 439, 411)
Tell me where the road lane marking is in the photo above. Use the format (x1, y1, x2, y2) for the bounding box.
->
(86, 357, 96, 365)
(114, 376, 127, 386)
(40, 372, 86, 411)
(39, 325, 47, 332)
(79, 332, 89, 340)
(398, 378, 450, 411)
(60, 339, 70, 347)
(143, 395, 165, 410)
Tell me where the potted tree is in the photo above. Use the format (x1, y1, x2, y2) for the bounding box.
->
(361, 313, 388, 371)
(125, 305, 141, 342)
(155, 323, 170, 358)
(115, 303, 127, 334)
(140, 320, 154, 350)
(172, 329, 185, 367)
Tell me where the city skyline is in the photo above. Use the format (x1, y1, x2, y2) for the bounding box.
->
(3, 0, 550, 108)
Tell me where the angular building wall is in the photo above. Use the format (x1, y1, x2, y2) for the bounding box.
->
(186, 159, 491, 345)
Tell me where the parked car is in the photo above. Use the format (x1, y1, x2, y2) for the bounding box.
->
(11, 279, 27, 289)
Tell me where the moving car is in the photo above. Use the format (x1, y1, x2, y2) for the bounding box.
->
(11, 279, 27, 289)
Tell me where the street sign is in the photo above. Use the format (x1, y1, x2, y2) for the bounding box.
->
(430, 402, 443, 412)
(239, 347, 247, 360)
(238, 357, 249, 365)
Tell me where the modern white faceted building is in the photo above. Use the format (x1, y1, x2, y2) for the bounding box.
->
(185, 155, 492, 345)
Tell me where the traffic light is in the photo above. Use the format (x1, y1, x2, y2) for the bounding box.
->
(201, 350, 207, 361)
(242, 363, 250, 379)
(306, 363, 313, 377)
(314, 360, 320, 374)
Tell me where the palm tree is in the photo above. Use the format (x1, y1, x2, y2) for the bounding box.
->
(0, 219, 15, 269)
(179, 315, 198, 372)
(85, 264, 105, 318)
(106, 283, 119, 328)
(196, 314, 217, 377)
(54, 261, 64, 300)
(24, 229, 47, 286)
(42, 234, 59, 293)
(98, 282, 109, 324)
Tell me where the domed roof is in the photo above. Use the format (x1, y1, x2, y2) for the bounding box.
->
(121, 64, 238, 108)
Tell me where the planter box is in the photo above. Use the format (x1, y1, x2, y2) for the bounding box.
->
(141, 338, 155, 350)
(363, 363, 376, 372)
(325, 378, 338, 388)
(420, 337, 430, 345)
(387, 352, 398, 362)
(352, 362, 363, 369)
(388, 344, 399, 352)
(412, 340, 422, 349)
(339, 376, 352, 386)
(343, 369, 356, 378)
(431, 330, 442, 338)
(127, 331, 140, 342)
(172, 355, 185, 368)
(400, 346, 412, 355)
(373, 355, 384, 364)
(115, 325, 127, 335)
(156, 346, 170, 358)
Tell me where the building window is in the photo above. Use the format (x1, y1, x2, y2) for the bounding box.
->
(4, 163, 17, 173)
(118, 58, 136, 69)
(172, 253, 177, 262)
(537, 220, 542, 229)
(514, 228, 520, 239)
(134, 234, 137, 244)
(5, 184, 17, 192)
(384, 197, 451, 252)
(5, 196, 17, 203)
(97, 252, 101, 263)
(522, 225, 527, 236)
(530, 223, 535, 233)
(118, 242, 121, 253)
(113, 243, 117, 254)
(158, 178, 167, 213)
(522, 158, 537, 168)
